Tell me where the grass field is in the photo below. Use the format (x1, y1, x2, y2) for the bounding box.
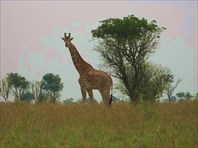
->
(0, 100, 197, 147)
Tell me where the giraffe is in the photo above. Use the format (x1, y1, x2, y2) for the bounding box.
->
(62, 33, 113, 106)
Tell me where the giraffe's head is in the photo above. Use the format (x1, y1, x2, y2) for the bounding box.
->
(61, 33, 74, 48)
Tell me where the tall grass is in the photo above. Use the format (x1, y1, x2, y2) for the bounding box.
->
(0, 101, 197, 147)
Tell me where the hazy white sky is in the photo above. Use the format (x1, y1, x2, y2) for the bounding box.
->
(1, 1, 197, 101)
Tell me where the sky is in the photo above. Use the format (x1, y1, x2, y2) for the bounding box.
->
(0, 1, 197, 102)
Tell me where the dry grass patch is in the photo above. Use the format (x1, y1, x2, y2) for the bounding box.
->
(0, 101, 197, 147)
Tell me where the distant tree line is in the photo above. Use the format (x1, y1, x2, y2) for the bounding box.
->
(0, 73, 63, 103)
(176, 92, 196, 101)
(1, 72, 196, 104)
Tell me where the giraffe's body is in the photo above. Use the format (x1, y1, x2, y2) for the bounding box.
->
(62, 33, 113, 106)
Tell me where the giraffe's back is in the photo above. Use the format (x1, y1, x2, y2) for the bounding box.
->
(84, 69, 112, 90)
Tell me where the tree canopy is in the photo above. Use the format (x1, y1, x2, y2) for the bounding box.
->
(41, 73, 63, 103)
(7, 73, 29, 101)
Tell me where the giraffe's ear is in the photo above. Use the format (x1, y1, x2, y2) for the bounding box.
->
(61, 37, 65, 41)
(70, 37, 74, 41)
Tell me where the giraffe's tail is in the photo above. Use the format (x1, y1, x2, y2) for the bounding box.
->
(109, 85, 113, 105)
(109, 94, 113, 105)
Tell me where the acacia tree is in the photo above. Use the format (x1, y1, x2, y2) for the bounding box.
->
(0, 76, 12, 101)
(92, 15, 167, 103)
(7, 73, 29, 101)
(41, 73, 63, 103)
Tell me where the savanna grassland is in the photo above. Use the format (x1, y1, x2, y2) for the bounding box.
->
(0, 101, 197, 147)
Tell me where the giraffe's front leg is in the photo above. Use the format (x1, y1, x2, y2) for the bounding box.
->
(78, 78, 86, 103)
(80, 87, 86, 103)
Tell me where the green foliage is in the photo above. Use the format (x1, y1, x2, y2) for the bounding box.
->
(176, 92, 185, 99)
(20, 91, 34, 102)
(116, 62, 173, 102)
(92, 15, 165, 40)
(7, 73, 29, 90)
(1, 73, 64, 103)
(92, 14, 167, 103)
(176, 92, 193, 101)
(41, 73, 63, 103)
(140, 62, 173, 101)
(36, 91, 49, 103)
(185, 92, 193, 100)
(7, 73, 29, 101)
(63, 98, 74, 104)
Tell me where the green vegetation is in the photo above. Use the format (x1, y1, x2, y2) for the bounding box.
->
(0, 73, 63, 103)
(92, 15, 174, 104)
(41, 73, 64, 103)
(176, 92, 194, 101)
(0, 14, 197, 147)
(6, 73, 29, 101)
(0, 101, 197, 147)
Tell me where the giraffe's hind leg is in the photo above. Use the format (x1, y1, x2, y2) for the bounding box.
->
(87, 89, 94, 104)
(99, 88, 111, 107)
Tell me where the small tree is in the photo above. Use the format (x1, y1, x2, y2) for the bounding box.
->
(7, 73, 29, 102)
(115, 62, 173, 102)
(63, 98, 74, 104)
(41, 73, 63, 103)
(185, 92, 193, 100)
(140, 63, 174, 101)
(0, 76, 12, 101)
(37, 90, 49, 103)
(31, 80, 43, 103)
(165, 78, 182, 102)
(176, 92, 185, 99)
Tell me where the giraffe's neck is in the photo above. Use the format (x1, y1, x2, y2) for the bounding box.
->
(68, 43, 93, 74)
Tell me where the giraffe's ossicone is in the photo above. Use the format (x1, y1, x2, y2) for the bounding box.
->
(62, 33, 113, 106)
